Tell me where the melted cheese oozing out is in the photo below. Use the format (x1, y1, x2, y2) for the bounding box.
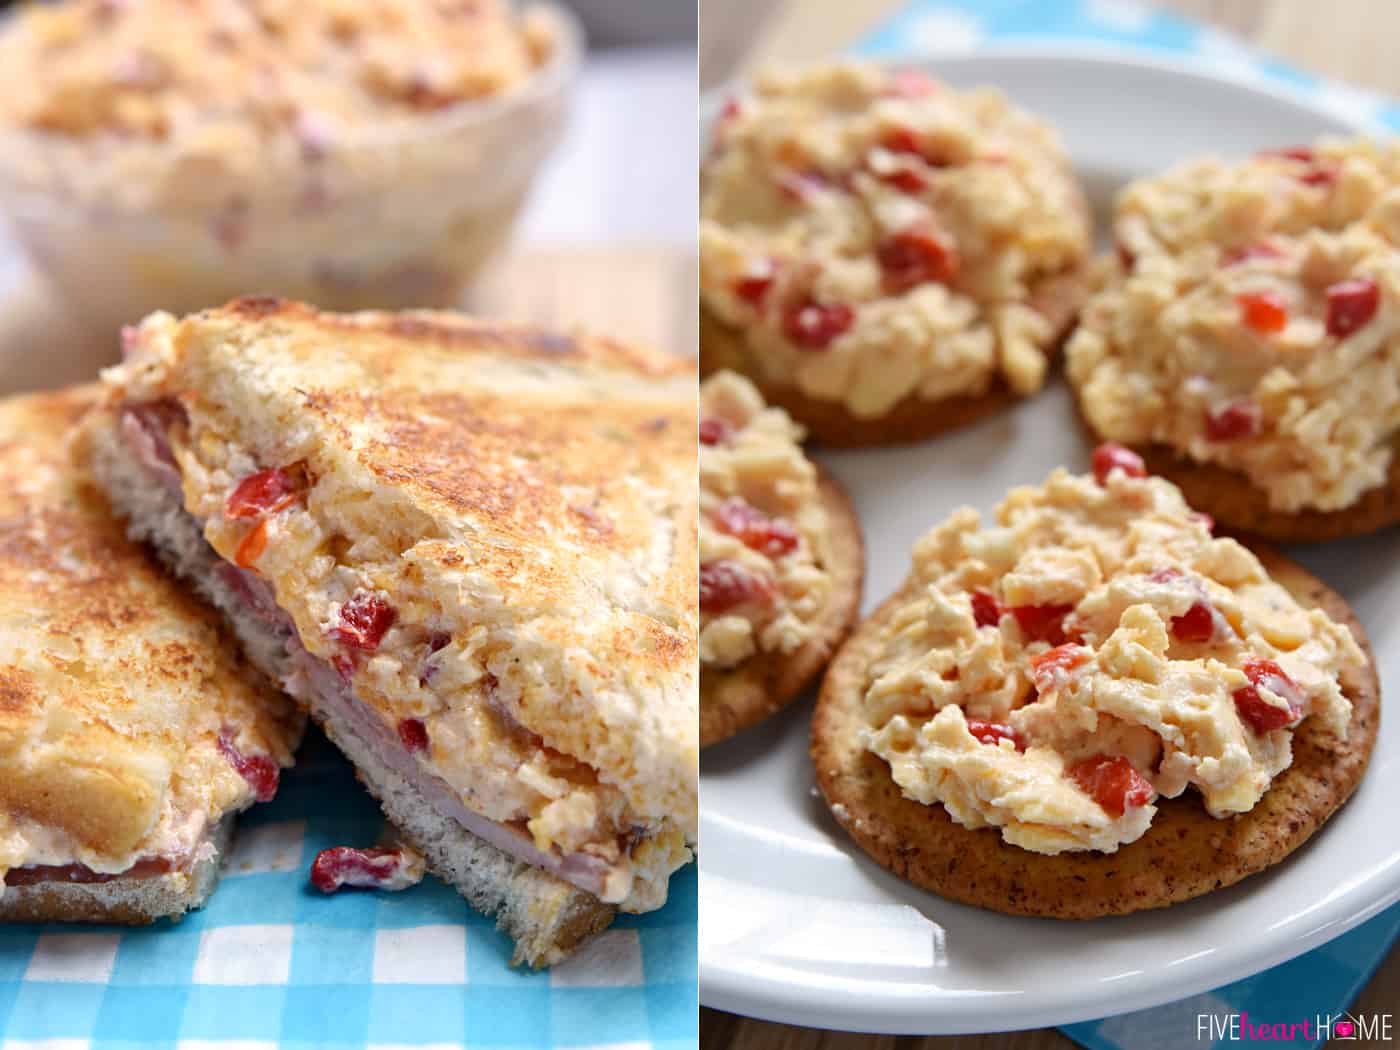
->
(862, 465, 1361, 855)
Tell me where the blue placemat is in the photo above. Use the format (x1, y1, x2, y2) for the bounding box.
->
(858, 3, 1399, 1047)
(856, 0, 1400, 132)
(0, 730, 697, 1050)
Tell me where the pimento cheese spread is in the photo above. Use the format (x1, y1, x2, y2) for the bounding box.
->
(862, 446, 1360, 855)
(1068, 139, 1400, 512)
(700, 63, 1091, 418)
(699, 371, 833, 670)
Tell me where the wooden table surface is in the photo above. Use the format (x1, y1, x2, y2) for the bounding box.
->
(698, 2, 1399, 1047)
(0, 243, 697, 397)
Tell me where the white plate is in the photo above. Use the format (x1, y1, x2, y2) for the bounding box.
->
(698, 46, 1400, 1035)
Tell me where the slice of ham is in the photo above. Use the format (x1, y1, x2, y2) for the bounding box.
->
(286, 643, 627, 902)
(214, 561, 292, 634)
(4, 854, 178, 886)
(120, 401, 187, 494)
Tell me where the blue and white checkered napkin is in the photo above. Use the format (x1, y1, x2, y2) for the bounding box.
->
(857, 3, 1400, 1047)
(0, 731, 697, 1050)
(857, 0, 1400, 132)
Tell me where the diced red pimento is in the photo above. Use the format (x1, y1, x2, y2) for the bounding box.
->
(1191, 511, 1215, 533)
(1204, 400, 1261, 441)
(887, 70, 938, 98)
(1010, 603, 1074, 646)
(1171, 601, 1217, 643)
(1258, 147, 1337, 186)
(330, 591, 398, 652)
(783, 300, 855, 349)
(310, 847, 415, 893)
(714, 499, 800, 557)
(1091, 442, 1147, 485)
(965, 718, 1025, 751)
(120, 324, 141, 359)
(398, 718, 429, 754)
(1030, 644, 1089, 692)
(1150, 569, 1228, 642)
(1237, 290, 1288, 333)
(226, 467, 302, 520)
(1296, 163, 1339, 186)
(1260, 146, 1316, 162)
(720, 98, 742, 123)
(776, 169, 834, 203)
(1233, 657, 1304, 734)
(881, 126, 923, 156)
(1068, 754, 1155, 818)
(877, 224, 959, 293)
(217, 729, 279, 803)
(1325, 276, 1380, 338)
(970, 589, 1002, 629)
(699, 559, 775, 614)
(234, 519, 269, 569)
(1223, 241, 1285, 267)
(418, 633, 452, 686)
(733, 259, 777, 307)
(875, 164, 927, 194)
(699, 418, 733, 446)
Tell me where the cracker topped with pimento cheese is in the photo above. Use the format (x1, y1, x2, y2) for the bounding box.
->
(700, 63, 1091, 422)
(699, 371, 833, 672)
(1068, 138, 1400, 516)
(859, 445, 1362, 857)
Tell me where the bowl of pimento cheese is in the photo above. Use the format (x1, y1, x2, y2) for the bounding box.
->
(0, 0, 580, 331)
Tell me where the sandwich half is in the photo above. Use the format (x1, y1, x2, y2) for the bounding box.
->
(0, 386, 302, 923)
(79, 298, 698, 966)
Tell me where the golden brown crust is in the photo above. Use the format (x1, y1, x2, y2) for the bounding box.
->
(223, 296, 689, 379)
(512, 890, 617, 969)
(700, 264, 1090, 447)
(179, 297, 698, 660)
(701, 469, 864, 748)
(1069, 386, 1400, 542)
(0, 386, 300, 878)
(101, 298, 696, 842)
(811, 546, 1379, 917)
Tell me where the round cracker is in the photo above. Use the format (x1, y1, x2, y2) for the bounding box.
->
(701, 469, 865, 748)
(1132, 441, 1400, 544)
(1071, 385, 1400, 543)
(811, 547, 1380, 918)
(700, 264, 1090, 448)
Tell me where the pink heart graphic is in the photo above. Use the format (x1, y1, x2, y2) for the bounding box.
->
(1336, 1020, 1356, 1037)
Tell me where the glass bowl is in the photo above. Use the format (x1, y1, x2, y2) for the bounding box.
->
(0, 3, 581, 333)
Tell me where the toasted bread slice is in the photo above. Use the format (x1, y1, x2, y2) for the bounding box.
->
(81, 298, 697, 963)
(0, 387, 301, 922)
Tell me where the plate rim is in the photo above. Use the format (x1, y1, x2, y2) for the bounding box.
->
(698, 43, 1394, 1034)
(699, 40, 1389, 136)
